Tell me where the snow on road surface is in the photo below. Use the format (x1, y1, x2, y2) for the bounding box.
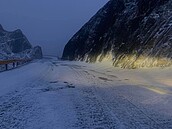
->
(0, 57, 172, 129)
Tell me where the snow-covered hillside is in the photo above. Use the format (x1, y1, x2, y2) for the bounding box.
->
(0, 24, 42, 60)
(0, 58, 172, 129)
(63, 0, 172, 68)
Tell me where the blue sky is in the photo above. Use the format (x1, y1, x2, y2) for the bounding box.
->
(0, 0, 107, 56)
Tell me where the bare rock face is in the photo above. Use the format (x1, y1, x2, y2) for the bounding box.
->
(30, 46, 43, 59)
(0, 25, 43, 60)
(63, 0, 172, 68)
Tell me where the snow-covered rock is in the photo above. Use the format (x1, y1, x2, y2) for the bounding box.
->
(63, 0, 172, 68)
(30, 46, 43, 59)
(0, 24, 43, 60)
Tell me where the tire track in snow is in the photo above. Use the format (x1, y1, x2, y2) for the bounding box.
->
(66, 64, 124, 129)
(0, 61, 56, 129)
(82, 68, 172, 129)
(1, 60, 172, 129)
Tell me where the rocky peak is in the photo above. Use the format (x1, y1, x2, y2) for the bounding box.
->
(14, 29, 23, 34)
(0, 24, 43, 60)
(30, 46, 43, 59)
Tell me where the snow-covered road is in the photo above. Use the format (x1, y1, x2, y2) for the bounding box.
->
(0, 57, 172, 129)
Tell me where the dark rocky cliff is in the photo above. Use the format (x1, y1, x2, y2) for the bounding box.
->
(0, 25, 43, 60)
(63, 0, 172, 68)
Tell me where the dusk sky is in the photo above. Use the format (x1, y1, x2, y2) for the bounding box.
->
(0, 0, 107, 57)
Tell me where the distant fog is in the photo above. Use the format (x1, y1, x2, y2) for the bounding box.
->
(0, 0, 107, 57)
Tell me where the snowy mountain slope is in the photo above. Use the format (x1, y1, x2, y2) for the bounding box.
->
(0, 24, 42, 60)
(0, 58, 172, 128)
(63, 0, 172, 68)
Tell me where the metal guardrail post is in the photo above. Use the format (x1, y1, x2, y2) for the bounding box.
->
(5, 64, 8, 71)
(13, 62, 15, 68)
(0, 58, 33, 72)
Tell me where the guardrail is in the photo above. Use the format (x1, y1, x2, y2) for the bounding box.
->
(0, 59, 32, 71)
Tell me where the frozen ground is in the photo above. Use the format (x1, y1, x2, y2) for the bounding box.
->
(0, 57, 172, 129)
